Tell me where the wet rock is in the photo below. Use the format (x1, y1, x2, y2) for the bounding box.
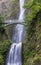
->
(0, 0, 19, 19)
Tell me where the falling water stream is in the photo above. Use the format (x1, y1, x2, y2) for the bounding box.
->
(6, 0, 25, 65)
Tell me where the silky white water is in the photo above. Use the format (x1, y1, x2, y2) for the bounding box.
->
(6, 0, 25, 65)
(19, 0, 25, 20)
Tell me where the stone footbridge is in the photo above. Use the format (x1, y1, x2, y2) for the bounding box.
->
(0, 20, 24, 26)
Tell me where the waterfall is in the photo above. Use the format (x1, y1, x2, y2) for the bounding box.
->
(19, 0, 25, 20)
(6, 0, 25, 65)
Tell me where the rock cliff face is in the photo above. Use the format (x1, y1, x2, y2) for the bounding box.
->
(0, 0, 19, 19)
(0, 0, 10, 19)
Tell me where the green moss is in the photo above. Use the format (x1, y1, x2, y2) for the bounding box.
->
(0, 34, 11, 65)
(0, 54, 4, 65)
(23, 0, 41, 65)
(0, 14, 11, 65)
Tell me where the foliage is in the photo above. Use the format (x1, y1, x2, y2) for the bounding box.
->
(0, 54, 4, 65)
(23, 0, 41, 65)
(0, 14, 5, 34)
(24, 0, 41, 40)
(0, 39, 11, 65)
(0, 14, 11, 65)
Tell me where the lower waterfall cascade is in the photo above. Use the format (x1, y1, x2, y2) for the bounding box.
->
(6, 0, 25, 65)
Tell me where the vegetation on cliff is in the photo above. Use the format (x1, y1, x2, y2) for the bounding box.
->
(0, 0, 41, 65)
(23, 0, 41, 65)
(9, 0, 19, 19)
(0, 14, 11, 65)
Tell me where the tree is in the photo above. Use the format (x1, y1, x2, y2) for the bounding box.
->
(23, 0, 41, 65)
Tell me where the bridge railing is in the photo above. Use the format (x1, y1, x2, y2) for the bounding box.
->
(0, 20, 25, 26)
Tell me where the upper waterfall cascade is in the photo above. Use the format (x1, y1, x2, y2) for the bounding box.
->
(6, 0, 25, 65)
(19, 0, 25, 20)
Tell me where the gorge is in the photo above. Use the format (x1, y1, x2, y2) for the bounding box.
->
(0, 0, 41, 65)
